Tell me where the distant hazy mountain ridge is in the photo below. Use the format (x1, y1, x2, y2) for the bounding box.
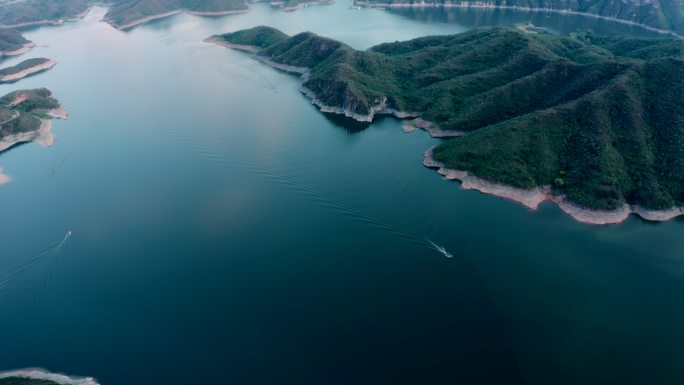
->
(353, 0, 684, 35)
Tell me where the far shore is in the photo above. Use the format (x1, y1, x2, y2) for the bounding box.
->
(353, 1, 682, 38)
(276, 0, 334, 12)
(114, 8, 248, 30)
(0, 59, 57, 82)
(0, 6, 92, 29)
(423, 146, 684, 224)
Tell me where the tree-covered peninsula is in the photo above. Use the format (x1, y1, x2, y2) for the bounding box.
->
(209, 26, 684, 222)
(0, 88, 67, 154)
(0, 58, 56, 83)
(353, 0, 684, 37)
(0, 28, 34, 57)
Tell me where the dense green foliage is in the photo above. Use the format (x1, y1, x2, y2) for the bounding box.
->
(0, 0, 247, 29)
(0, 58, 51, 79)
(222, 26, 684, 210)
(0, 28, 30, 53)
(104, 0, 247, 27)
(213, 26, 288, 48)
(354, 0, 684, 35)
(0, 0, 89, 27)
(0, 377, 63, 385)
(0, 88, 61, 149)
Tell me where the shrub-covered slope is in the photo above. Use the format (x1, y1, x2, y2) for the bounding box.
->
(0, 28, 31, 53)
(0, 88, 61, 152)
(104, 0, 248, 28)
(0, 0, 90, 28)
(214, 26, 684, 211)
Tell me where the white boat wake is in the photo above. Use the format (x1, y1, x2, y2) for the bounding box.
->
(426, 239, 453, 259)
(0, 230, 72, 293)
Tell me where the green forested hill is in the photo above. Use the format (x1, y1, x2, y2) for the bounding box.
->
(104, 0, 248, 28)
(0, 88, 61, 151)
(213, 26, 684, 211)
(0, 0, 90, 27)
(0, 0, 247, 29)
(0, 58, 51, 78)
(353, 0, 684, 36)
(0, 28, 30, 53)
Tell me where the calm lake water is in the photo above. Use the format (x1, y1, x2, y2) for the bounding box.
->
(0, 3, 682, 385)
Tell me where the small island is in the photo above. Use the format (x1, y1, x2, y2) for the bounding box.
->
(0, 58, 56, 83)
(0, 28, 34, 57)
(0, 369, 98, 385)
(208, 26, 684, 224)
(0, 88, 68, 184)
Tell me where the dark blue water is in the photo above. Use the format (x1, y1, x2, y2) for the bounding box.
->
(1, 4, 683, 385)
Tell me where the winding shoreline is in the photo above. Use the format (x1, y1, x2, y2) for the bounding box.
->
(0, 105, 69, 153)
(0, 368, 99, 385)
(423, 146, 684, 224)
(0, 59, 57, 82)
(206, 38, 462, 133)
(353, 1, 682, 38)
(0, 6, 92, 29)
(114, 8, 248, 30)
(0, 42, 36, 57)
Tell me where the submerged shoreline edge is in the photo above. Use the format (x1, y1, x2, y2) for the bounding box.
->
(423, 146, 684, 224)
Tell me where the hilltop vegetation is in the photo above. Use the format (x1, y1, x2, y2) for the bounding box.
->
(353, 0, 684, 36)
(0, 28, 31, 53)
(104, 0, 248, 28)
(0, 88, 61, 152)
(0, 58, 53, 81)
(0, 0, 90, 28)
(213, 26, 684, 211)
(0, 0, 326, 30)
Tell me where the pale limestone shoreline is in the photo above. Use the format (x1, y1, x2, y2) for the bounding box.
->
(207, 38, 468, 135)
(0, 59, 56, 82)
(0, 106, 69, 153)
(353, 1, 682, 38)
(0, 42, 36, 57)
(0, 168, 10, 185)
(423, 146, 684, 224)
(0, 105, 69, 186)
(203, 36, 260, 52)
(0, 368, 99, 385)
(113, 10, 181, 30)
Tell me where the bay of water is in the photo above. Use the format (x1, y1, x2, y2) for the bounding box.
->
(0, 3, 682, 384)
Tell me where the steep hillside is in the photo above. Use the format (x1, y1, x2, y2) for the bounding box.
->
(211, 26, 684, 213)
